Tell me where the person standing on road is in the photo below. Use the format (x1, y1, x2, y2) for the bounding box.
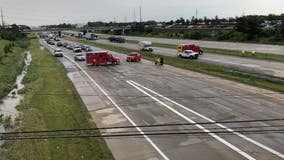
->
(155, 57, 160, 66)
(160, 57, 164, 66)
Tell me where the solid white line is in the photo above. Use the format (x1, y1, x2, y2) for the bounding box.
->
(40, 39, 170, 160)
(63, 54, 170, 160)
(129, 80, 284, 159)
(127, 80, 255, 160)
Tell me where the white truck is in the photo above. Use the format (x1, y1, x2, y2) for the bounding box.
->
(75, 32, 84, 38)
(85, 33, 98, 40)
(138, 41, 153, 52)
(178, 50, 199, 59)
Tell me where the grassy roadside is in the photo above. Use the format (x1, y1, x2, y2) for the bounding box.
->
(0, 40, 26, 99)
(100, 36, 284, 62)
(65, 36, 284, 93)
(3, 35, 114, 160)
(123, 33, 284, 46)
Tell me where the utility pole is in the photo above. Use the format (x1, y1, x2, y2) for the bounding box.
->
(1, 8, 4, 28)
(139, 5, 142, 23)
(195, 8, 198, 20)
(133, 8, 136, 22)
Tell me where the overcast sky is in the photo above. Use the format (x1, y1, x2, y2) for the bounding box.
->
(1, 0, 284, 26)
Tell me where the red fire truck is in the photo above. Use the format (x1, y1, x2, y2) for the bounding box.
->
(177, 44, 203, 55)
(86, 51, 120, 65)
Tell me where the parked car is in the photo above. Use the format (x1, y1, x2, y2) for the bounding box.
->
(74, 53, 85, 61)
(73, 47, 82, 53)
(56, 42, 63, 47)
(63, 42, 69, 47)
(49, 41, 55, 45)
(66, 45, 73, 50)
(53, 48, 63, 57)
(85, 46, 92, 52)
(80, 45, 92, 52)
(178, 50, 199, 59)
(126, 52, 141, 62)
(54, 37, 60, 41)
(108, 36, 125, 43)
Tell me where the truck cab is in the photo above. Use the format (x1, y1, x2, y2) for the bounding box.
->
(86, 51, 120, 65)
(126, 52, 141, 62)
(85, 33, 98, 40)
(177, 44, 203, 55)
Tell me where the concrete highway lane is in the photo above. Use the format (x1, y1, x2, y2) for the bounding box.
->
(95, 39, 284, 77)
(43, 38, 284, 160)
(100, 34, 284, 55)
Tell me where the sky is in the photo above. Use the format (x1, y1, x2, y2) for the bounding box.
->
(0, 0, 284, 26)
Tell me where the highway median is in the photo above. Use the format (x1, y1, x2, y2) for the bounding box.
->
(100, 36, 284, 62)
(64, 37, 284, 93)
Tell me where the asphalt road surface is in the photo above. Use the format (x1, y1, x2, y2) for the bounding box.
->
(42, 38, 284, 160)
(95, 39, 284, 78)
(100, 34, 284, 55)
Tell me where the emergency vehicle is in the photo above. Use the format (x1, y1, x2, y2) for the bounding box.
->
(86, 51, 120, 65)
(126, 52, 141, 62)
(177, 44, 203, 55)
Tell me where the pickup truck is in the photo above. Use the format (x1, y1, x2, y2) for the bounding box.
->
(177, 50, 199, 59)
(126, 52, 141, 62)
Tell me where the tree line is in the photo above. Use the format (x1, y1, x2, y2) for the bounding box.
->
(0, 24, 29, 63)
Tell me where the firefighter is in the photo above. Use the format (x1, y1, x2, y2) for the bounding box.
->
(155, 57, 160, 65)
(160, 57, 164, 66)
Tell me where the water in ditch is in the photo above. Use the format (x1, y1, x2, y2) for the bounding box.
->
(0, 51, 32, 145)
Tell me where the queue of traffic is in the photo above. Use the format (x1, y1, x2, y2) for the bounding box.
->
(39, 32, 204, 67)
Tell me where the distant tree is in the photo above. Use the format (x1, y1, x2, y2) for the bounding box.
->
(204, 16, 209, 24)
(0, 24, 25, 41)
(3, 43, 13, 56)
(175, 17, 185, 25)
(280, 20, 284, 38)
(186, 19, 190, 25)
(236, 16, 262, 39)
(213, 15, 219, 24)
(166, 20, 174, 25)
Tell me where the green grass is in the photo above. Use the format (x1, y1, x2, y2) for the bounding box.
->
(122, 32, 284, 46)
(100, 36, 284, 63)
(152, 42, 284, 62)
(0, 40, 26, 99)
(65, 36, 284, 93)
(3, 35, 114, 160)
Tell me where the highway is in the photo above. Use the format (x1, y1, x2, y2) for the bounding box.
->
(94, 39, 284, 77)
(41, 37, 284, 160)
(100, 34, 284, 55)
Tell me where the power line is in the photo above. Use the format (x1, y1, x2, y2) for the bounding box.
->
(2, 128, 284, 141)
(2, 118, 283, 135)
(5, 124, 283, 139)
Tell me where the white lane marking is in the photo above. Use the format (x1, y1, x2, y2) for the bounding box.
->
(129, 80, 284, 159)
(64, 55, 170, 160)
(127, 80, 255, 160)
(40, 39, 170, 160)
